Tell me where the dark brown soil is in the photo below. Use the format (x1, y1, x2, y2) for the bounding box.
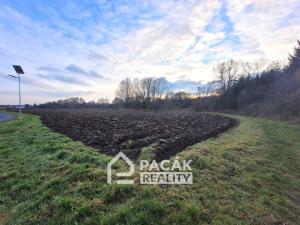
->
(0, 211, 9, 225)
(27, 109, 237, 160)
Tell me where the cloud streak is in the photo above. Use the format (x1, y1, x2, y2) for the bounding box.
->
(65, 64, 109, 79)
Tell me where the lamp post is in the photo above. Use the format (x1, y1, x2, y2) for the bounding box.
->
(9, 65, 24, 119)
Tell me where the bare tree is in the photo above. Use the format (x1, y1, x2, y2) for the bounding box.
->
(152, 77, 168, 100)
(132, 78, 144, 102)
(214, 59, 241, 94)
(97, 98, 109, 104)
(197, 81, 218, 97)
(165, 91, 175, 100)
(141, 77, 154, 101)
(116, 76, 169, 106)
(115, 78, 134, 104)
(65, 97, 85, 104)
(242, 59, 267, 76)
(174, 91, 191, 100)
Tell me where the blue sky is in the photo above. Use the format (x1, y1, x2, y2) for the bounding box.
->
(0, 0, 299, 104)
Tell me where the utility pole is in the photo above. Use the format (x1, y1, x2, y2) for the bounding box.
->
(10, 65, 24, 120)
(18, 72, 22, 118)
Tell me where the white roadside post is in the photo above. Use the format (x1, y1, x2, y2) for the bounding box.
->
(10, 65, 24, 120)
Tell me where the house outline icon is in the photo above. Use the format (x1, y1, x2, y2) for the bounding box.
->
(107, 152, 135, 184)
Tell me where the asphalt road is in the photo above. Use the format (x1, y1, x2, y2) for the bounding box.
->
(0, 113, 15, 122)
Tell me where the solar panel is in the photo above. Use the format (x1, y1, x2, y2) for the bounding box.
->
(13, 65, 24, 74)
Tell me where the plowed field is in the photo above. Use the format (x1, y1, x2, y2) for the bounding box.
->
(28, 109, 237, 160)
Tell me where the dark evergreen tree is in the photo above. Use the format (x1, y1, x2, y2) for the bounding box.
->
(287, 40, 300, 74)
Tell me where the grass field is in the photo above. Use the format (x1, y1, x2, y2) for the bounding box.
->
(0, 112, 299, 225)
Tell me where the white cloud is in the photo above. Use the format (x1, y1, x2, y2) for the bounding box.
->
(226, 0, 300, 60)
(101, 0, 222, 81)
(0, 0, 299, 104)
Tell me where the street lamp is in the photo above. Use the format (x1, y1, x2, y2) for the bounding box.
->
(8, 65, 24, 119)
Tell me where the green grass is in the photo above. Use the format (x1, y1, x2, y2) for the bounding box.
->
(0, 112, 299, 225)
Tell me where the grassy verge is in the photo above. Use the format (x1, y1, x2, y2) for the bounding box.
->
(0, 112, 299, 225)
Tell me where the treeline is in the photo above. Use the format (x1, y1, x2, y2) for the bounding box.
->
(111, 59, 286, 110)
(112, 77, 199, 109)
(214, 40, 300, 118)
(37, 97, 111, 109)
(113, 77, 168, 107)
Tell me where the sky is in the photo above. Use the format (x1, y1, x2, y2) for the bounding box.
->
(0, 0, 299, 104)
